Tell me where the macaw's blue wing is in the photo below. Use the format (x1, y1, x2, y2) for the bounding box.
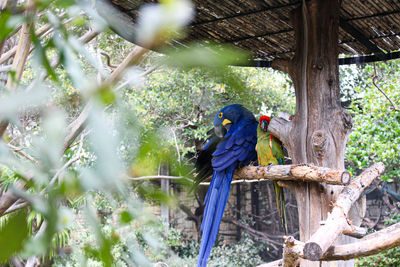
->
(195, 134, 223, 185)
(197, 119, 257, 267)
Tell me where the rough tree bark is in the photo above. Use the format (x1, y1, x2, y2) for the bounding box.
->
(269, 1, 361, 266)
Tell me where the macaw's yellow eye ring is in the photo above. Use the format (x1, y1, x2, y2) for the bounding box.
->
(218, 112, 223, 118)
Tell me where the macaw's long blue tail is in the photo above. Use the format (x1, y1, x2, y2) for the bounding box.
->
(197, 165, 236, 267)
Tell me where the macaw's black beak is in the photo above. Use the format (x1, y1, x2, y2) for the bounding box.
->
(261, 120, 269, 132)
(214, 124, 227, 138)
(214, 119, 232, 138)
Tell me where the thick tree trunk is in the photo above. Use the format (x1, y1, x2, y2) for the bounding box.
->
(270, 1, 361, 266)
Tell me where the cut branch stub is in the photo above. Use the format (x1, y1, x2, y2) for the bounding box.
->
(303, 162, 385, 261)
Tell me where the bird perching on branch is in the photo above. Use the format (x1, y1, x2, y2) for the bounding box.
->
(195, 104, 258, 267)
(256, 115, 288, 234)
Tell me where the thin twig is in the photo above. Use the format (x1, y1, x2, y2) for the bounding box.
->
(0, 65, 12, 72)
(171, 128, 181, 165)
(48, 130, 88, 186)
(372, 63, 399, 111)
(127, 175, 184, 181)
(3, 201, 29, 215)
(114, 65, 158, 91)
(7, 144, 39, 164)
(3, 131, 89, 216)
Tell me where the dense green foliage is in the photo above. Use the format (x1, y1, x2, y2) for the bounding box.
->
(343, 61, 400, 182)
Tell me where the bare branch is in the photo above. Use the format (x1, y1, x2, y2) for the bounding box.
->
(0, 64, 12, 72)
(25, 29, 99, 92)
(372, 63, 399, 111)
(100, 50, 118, 68)
(324, 222, 400, 260)
(127, 175, 184, 181)
(7, 144, 39, 164)
(114, 65, 158, 91)
(49, 130, 88, 186)
(63, 46, 148, 152)
(0, 12, 68, 65)
(6, 0, 35, 89)
(222, 218, 282, 249)
(0, 180, 29, 215)
(3, 201, 29, 216)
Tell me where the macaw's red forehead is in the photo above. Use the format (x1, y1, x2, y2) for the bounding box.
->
(259, 115, 271, 124)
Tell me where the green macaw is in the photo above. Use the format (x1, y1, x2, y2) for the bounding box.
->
(256, 115, 288, 234)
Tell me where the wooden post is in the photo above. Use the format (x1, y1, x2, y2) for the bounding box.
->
(269, 0, 361, 266)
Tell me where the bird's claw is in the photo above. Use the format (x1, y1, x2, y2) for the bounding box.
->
(267, 164, 273, 172)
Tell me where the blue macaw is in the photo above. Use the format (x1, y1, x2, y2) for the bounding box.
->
(196, 104, 258, 267)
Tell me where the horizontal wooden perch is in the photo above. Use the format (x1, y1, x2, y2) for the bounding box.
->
(200, 164, 351, 186)
(258, 222, 400, 266)
(303, 162, 385, 261)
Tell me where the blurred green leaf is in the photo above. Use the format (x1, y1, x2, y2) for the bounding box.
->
(0, 11, 21, 42)
(120, 210, 133, 224)
(0, 210, 29, 263)
(162, 43, 250, 68)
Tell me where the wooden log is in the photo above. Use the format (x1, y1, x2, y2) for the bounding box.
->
(303, 162, 385, 261)
(323, 222, 400, 260)
(262, 224, 399, 265)
(259, 222, 400, 265)
(200, 164, 351, 186)
(361, 221, 400, 241)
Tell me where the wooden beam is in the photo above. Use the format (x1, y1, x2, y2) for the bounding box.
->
(339, 18, 383, 54)
(237, 51, 400, 68)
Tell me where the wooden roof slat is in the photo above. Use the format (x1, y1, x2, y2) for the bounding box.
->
(339, 18, 383, 54)
(191, 1, 300, 26)
(108, 0, 400, 62)
(227, 29, 293, 44)
(346, 9, 400, 22)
